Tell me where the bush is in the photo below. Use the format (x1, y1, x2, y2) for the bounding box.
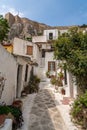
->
(58, 71, 64, 79)
(8, 106, 23, 129)
(46, 71, 50, 78)
(56, 79, 63, 86)
(23, 67, 40, 94)
(71, 91, 87, 128)
(0, 106, 10, 115)
(0, 105, 23, 129)
(50, 77, 56, 85)
(22, 77, 40, 94)
(28, 74, 40, 93)
(33, 75, 40, 83)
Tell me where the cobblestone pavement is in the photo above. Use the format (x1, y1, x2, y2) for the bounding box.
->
(28, 89, 67, 130)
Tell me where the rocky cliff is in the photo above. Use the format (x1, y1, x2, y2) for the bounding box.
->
(5, 12, 73, 40)
(5, 12, 51, 40)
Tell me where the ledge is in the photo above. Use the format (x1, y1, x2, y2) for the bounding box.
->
(0, 119, 12, 130)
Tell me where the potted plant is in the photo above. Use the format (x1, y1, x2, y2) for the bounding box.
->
(0, 114, 6, 127)
(46, 71, 50, 78)
(57, 78, 63, 86)
(58, 71, 64, 80)
(0, 105, 10, 127)
(50, 77, 56, 85)
(12, 100, 23, 110)
(0, 105, 23, 129)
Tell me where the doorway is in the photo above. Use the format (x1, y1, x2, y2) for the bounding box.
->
(16, 65, 23, 98)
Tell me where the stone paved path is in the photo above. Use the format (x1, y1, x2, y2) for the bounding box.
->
(28, 89, 67, 130)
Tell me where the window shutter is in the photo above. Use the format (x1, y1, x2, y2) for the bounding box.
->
(27, 46, 33, 55)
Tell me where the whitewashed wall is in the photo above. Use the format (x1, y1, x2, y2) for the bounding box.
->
(44, 29, 58, 40)
(13, 38, 33, 58)
(45, 52, 56, 72)
(66, 71, 77, 98)
(0, 44, 17, 105)
(33, 43, 40, 62)
(32, 36, 47, 43)
(13, 37, 34, 97)
(16, 56, 32, 97)
(33, 45, 41, 77)
(16, 57, 26, 97)
(34, 51, 56, 79)
(27, 65, 32, 81)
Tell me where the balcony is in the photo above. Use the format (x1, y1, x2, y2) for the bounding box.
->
(32, 35, 58, 43)
(32, 36, 47, 43)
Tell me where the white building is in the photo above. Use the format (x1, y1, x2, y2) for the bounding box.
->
(32, 29, 77, 98)
(0, 28, 77, 105)
(13, 38, 36, 97)
(0, 44, 17, 105)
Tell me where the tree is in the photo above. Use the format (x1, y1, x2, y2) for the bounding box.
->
(0, 15, 9, 43)
(54, 27, 87, 92)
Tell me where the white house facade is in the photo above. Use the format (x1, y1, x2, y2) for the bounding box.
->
(0, 28, 78, 105)
(13, 38, 35, 97)
(32, 29, 77, 98)
(0, 44, 17, 105)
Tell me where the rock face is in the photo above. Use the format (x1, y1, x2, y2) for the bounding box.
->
(5, 12, 51, 40)
(5, 12, 74, 40)
(5, 12, 15, 27)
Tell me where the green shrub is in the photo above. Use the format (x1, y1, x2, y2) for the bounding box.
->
(26, 37, 32, 42)
(23, 68, 40, 94)
(33, 75, 40, 83)
(28, 74, 40, 93)
(46, 71, 50, 78)
(71, 91, 87, 128)
(0, 105, 23, 129)
(0, 106, 10, 115)
(50, 77, 56, 85)
(56, 79, 63, 86)
(58, 71, 64, 79)
(8, 106, 22, 118)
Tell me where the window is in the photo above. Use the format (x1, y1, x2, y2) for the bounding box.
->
(48, 61, 55, 71)
(27, 46, 33, 55)
(49, 33, 53, 40)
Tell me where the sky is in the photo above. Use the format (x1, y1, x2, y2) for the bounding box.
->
(0, 0, 87, 26)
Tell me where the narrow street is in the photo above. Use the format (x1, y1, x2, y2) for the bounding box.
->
(28, 89, 66, 130)
(19, 81, 68, 130)
(17, 81, 78, 130)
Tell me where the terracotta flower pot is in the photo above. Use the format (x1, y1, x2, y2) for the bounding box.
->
(61, 88, 65, 95)
(0, 114, 6, 127)
(12, 100, 23, 110)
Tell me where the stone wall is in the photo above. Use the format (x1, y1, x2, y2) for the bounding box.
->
(5, 12, 15, 27)
(15, 15, 22, 23)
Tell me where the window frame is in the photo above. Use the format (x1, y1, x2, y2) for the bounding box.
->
(48, 61, 55, 71)
(26, 45, 33, 55)
(49, 33, 53, 40)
